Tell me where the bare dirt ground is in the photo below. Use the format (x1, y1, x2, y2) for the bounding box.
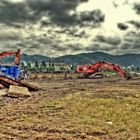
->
(0, 75, 140, 139)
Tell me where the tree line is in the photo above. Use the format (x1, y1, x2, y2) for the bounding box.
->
(21, 60, 140, 73)
(20, 60, 76, 73)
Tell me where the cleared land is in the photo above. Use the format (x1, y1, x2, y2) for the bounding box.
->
(0, 75, 140, 139)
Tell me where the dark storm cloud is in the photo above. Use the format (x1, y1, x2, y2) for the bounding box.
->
(23, 34, 68, 53)
(85, 44, 101, 52)
(0, 33, 21, 40)
(55, 28, 88, 38)
(40, 9, 105, 27)
(60, 9, 105, 27)
(51, 45, 68, 52)
(133, 2, 140, 14)
(121, 43, 140, 52)
(68, 44, 82, 51)
(94, 35, 121, 45)
(85, 43, 117, 52)
(124, 37, 133, 42)
(133, 44, 140, 49)
(21, 33, 83, 54)
(77, 10, 105, 27)
(120, 43, 132, 50)
(27, 0, 88, 25)
(117, 23, 128, 30)
(0, 0, 34, 24)
(128, 20, 140, 29)
(72, 30, 87, 38)
(118, 30, 140, 53)
(125, 31, 140, 40)
(27, 0, 82, 12)
(0, 0, 105, 28)
(27, 0, 105, 26)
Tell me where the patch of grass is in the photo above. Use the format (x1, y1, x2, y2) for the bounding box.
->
(39, 92, 140, 138)
(19, 114, 37, 123)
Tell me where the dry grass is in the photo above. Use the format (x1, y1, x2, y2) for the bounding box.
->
(32, 72, 78, 80)
(0, 76, 140, 139)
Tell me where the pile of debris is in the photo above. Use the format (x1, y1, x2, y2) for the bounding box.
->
(0, 75, 39, 98)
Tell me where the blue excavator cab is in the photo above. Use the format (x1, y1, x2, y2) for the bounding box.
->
(0, 49, 21, 80)
(0, 65, 21, 80)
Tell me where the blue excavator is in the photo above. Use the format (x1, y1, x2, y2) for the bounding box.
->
(0, 49, 38, 91)
(0, 49, 21, 80)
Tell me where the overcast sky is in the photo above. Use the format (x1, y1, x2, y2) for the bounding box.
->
(0, 0, 140, 56)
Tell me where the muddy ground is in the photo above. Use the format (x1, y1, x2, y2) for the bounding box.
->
(0, 76, 140, 139)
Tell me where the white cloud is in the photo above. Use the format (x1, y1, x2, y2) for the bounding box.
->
(77, 0, 140, 32)
(10, 0, 24, 2)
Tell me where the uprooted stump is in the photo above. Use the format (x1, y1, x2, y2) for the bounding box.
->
(8, 85, 31, 98)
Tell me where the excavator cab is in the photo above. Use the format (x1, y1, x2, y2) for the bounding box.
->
(0, 49, 21, 80)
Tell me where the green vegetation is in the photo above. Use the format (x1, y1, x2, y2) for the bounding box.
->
(20, 59, 140, 75)
(39, 93, 140, 137)
(21, 60, 72, 72)
(12, 92, 139, 139)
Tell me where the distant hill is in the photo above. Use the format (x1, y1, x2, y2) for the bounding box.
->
(54, 52, 140, 67)
(1, 52, 140, 67)
(0, 53, 51, 64)
(21, 53, 51, 63)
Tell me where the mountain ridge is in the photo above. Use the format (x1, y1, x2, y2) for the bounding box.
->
(1, 52, 140, 67)
(22, 52, 140, 67)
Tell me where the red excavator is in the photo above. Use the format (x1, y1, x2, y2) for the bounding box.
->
(0, 49, 20, 65)
(76, 61, 131, 80)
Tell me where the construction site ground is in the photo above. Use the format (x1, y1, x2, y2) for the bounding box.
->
(0, 73, 140, 140)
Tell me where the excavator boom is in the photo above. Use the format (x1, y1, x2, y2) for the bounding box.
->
(76, 61, 131, 80)
(0, 49, 20, 65)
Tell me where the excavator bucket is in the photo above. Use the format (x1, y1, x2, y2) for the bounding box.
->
(124, 72, 132, 80)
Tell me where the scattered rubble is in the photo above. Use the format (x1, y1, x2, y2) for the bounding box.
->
(0, 89, 7, 96)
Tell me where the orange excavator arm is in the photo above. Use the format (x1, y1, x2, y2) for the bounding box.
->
(0, 49, 21, 65)
(76, 61, 131, 80)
